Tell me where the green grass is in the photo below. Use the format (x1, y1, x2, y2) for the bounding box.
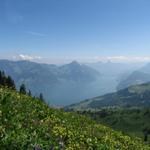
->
(78, 108, 150, 142)
(0, 88, 150, 149)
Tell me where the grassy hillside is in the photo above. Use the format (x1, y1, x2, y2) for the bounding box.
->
(0, 88, 150, 149)
(66, 83, 150, 110)
(78, 108, 150, 140)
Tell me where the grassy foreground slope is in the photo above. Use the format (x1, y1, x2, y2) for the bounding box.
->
(0, 88, 150, 150)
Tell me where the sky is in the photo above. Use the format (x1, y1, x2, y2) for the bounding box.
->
(0, 0, 150, 63)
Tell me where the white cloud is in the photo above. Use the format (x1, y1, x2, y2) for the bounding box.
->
(14, 54, 42, 61)
(92, 56, 150, 63)
(59, 56, 150, 63)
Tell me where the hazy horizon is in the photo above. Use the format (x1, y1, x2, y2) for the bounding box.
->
(0, 57, 148, 66)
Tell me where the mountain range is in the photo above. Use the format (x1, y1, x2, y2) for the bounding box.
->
(86, 61, 143, 76)
(66, 82, 150, 110)
(0, 59, 101, 105)
(117, 63, 150, 90)
(0, 59, 148, 106)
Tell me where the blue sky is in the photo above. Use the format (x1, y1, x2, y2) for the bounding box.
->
(0, 0, 150, 63)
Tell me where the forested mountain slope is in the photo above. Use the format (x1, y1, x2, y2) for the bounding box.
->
(66, 83, 150, 110)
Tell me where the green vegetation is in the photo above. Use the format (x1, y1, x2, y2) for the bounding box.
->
(77, 108, 150, 142)
(0, 71, 15, 90)
(0, 88, 150, 149)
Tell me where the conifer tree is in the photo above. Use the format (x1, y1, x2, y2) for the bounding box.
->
(6, 76, 16, 90)
(39, 93, 44, 101)
(28, 90, 32, 96)
(0, 71, 3, 85)
(1, 71, 6, 86)
(0, 71, 16, 89)
(19, 84, 26, 95)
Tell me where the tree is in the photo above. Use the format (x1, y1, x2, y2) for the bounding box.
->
(0, 71, 2, 85)
(28, 90, 32, 96)
(0, 71, 16, 89)
(143, 125, 150, 142)
(39, 93, 44, 101)
(6, 76, 16, 90)
(1, 71, 6, 86)
(19, 84, 26, 95)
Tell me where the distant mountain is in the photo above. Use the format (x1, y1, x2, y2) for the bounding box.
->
(0, 59, 100, 105)
(117, 63, 150, 90)
(59, 61, 100, 82)
(86, 61, 145, 95)
(140, 62, 150, 74)
(66, 83, 150, 110)
(86, 61, 143, 76)
(117, 71, 150, 90)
